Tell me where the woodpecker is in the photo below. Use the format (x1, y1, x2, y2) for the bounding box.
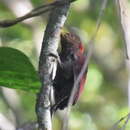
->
(52, 32, 87, 112)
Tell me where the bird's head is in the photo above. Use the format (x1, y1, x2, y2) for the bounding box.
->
(60, 33, 85, 57)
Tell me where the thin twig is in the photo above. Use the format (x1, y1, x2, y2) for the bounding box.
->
(121, 113, 130, 130)
(0, 7, 54, 27)
(0, 0, 75, 28)
(110, 112, 130, 130)
(62, 0, 108, 130)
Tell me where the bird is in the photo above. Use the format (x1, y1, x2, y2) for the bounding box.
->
(51, 32, 87, 113)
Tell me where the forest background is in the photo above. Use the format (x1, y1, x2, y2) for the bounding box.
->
(0, 0, 129, 130)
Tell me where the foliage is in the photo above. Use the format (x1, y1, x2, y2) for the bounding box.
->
(0, 47, 40, 92)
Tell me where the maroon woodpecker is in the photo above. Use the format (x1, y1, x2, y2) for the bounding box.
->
(52, 32, 87, 112)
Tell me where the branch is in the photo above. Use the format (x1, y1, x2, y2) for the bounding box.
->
(115, 1, 130, 126)
(0, 0, 74, 28)
(111, 113, 130, 130)
(0, 88, 22, 126)
(35, 0, 72, 130)
(115, 0, 130, 59)
(0, 113, 15, 130)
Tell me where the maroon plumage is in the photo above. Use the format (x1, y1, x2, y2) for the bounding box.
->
(53, 32, 87, 111)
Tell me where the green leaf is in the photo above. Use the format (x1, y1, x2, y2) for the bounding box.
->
(0, 47, 41, 92)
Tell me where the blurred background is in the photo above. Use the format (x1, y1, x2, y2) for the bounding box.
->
(0, 0, 129, 130)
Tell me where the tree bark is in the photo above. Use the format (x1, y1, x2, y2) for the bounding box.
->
(36, 0, 71, 130)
